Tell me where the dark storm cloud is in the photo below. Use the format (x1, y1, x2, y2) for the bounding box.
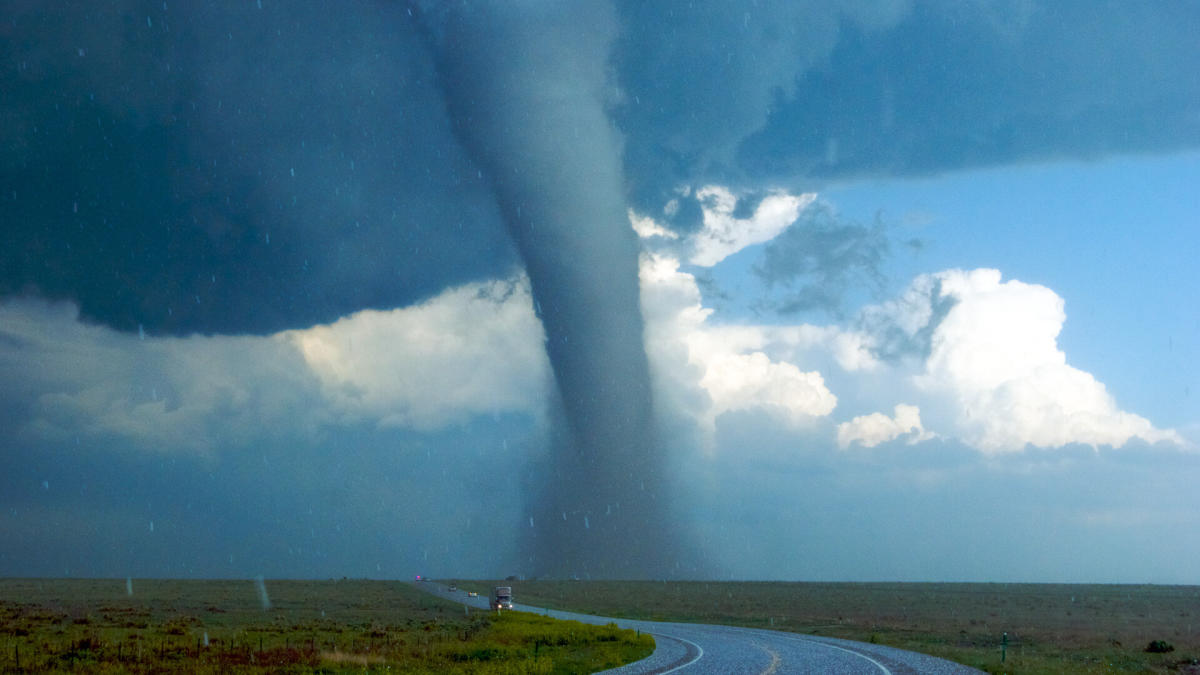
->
(0, 418, 529, 579)
(754, 201, 890, 316)
(738, 1, 1200, 182)
(4, 1, 1198, 331)
(614, 1, 1200, 224)
(1, 0, 515, 335)
(611, 0, 911, 227)
(856, 274, 958, 363)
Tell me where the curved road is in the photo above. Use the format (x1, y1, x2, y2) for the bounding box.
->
(418, 583, 982, 674)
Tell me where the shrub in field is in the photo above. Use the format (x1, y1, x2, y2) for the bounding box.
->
(1145, 639, 1175, 653)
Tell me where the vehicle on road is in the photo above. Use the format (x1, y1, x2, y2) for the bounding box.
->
(491, 586, 513, 610)
(468, 591, 478, 597)
(448, 584, 457, 592)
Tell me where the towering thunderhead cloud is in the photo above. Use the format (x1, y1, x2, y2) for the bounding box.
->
(412, 2, 681, 578)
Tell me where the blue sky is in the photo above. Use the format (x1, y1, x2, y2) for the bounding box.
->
(703, 152, 1200, 433)
(625, 149, 1199, 580)
(2, 1, 1199, 583)
(825, 152, 1200, 431)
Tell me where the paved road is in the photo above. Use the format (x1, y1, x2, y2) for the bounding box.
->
(416, 583, 983, 674)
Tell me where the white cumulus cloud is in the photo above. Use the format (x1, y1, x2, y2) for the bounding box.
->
(837, 403, 933, 449)
(628, 208, 679, 240)
(640, 253, 837, 438)
(0, 298, 323, 455)
(633, 185, 816, 267)
(701, 350, 837, 428)
(0, 277, 553, 456)
(691, 186, 816, 266)
(289, 277, 550, 430)
(910, 268, 1182, 453)
(635, 219, 1181, 456)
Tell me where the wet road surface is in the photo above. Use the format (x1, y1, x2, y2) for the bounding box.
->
(417, 583, 982, 674)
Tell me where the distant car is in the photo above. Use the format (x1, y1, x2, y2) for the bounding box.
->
(448, 585, 457, 592)
(468, 591, 478, 597)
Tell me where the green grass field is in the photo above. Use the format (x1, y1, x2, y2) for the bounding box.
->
(0, 578, 653, 673)
(452, 579, 1200, 675)
(8, 578, 1197, 674)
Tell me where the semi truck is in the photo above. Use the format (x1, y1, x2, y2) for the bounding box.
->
(490, 586, 513, 610)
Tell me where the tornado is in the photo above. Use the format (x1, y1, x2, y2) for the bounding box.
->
(412, 2, 679, 578)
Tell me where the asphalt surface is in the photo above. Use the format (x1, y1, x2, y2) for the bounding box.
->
(416, 582, 983, 674)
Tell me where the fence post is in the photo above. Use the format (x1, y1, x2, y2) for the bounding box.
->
(1001, 632, 1008, 663)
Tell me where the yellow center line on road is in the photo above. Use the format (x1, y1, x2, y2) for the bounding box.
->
(755, 641, 782, 675)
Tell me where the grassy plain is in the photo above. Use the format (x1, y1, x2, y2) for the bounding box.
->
(453, 580, 1200, 675)
(0, 578, 652, 673)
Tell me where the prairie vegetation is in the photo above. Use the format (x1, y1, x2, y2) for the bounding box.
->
(454, 580, 1200, 675)
(0, 578, 652, 673)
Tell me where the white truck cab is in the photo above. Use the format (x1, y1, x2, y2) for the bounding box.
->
(490, 585, 513, 610)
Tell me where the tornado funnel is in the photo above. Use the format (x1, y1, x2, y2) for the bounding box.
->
(413, 2, 681, 578)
